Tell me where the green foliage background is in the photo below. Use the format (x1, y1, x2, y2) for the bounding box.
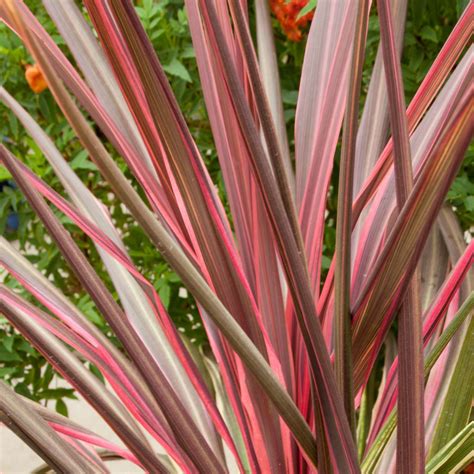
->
(0, 0, 472, 415)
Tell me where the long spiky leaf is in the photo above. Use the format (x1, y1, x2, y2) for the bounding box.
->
(334, 0, 370, 437)
(0, 380, 101, 473)
(0, 144, 320, 467)
(378, 0, 424, 469)
(0, 287, 174, 472)
(195, 0, 360, 468)
(351, 88, 473, 388)
(0, 143, 225, 473)
(361, 293, 474, 472)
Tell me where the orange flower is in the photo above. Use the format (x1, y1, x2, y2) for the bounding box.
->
(270, 0, 314, 42)
(25, 64, 48, 94)
(461, 462, 474, 474)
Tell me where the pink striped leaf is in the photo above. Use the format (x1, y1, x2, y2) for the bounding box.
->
(0, 84, 232, 465)
(21, 398, 140, 466)
(366, 240, 473, 446)
(296, 0, 359, 293)
(351, 92, 473, 389)
(0, 288, 176, 471)
(0, 379, 101, 473)
(1, 144, 318, 469)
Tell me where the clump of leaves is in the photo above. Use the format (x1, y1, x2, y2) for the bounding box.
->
(0, 0, 216, 408)
(0, 0, 472, 473)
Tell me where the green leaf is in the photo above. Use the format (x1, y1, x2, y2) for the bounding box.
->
(163, 58, 192, 83)
(14, 382, 33, 399)
(181, 46, 195, 59)
(168, 272, 181, 283)
(408, 49, 424, 73)
(88, 363, 105, 384)
(428, 315, 474, 459)
(158, 283, 171, 309)
(38, 388, 77, 400)
(448, 174, 474, 199)
(420, 26, 438, 43)
(465, 195, 474, 212)
(0, 349, 22, 362)
(69, 150, 97, 170)
(41, 364, 55, 389)
(3, 335, 15, 352)
(0, 165, 12, 180)
(0, 367, 18, 377)
(321, 255, 331, 270)
(282, 90, 298, 105)
(39, 94, 54, 122)
(55, 398, 68, 417)
(411, 0, 427, 29)
(135, 6, 145, 18)
(297, 0, 317, 19)
(457, 0, 470, 17)
(426, 422, 473, 474)
(8, 112, 18, 138)
(143, 0, 153, 14)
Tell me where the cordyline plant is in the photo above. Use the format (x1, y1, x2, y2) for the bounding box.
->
(0, 0, 472, 472)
